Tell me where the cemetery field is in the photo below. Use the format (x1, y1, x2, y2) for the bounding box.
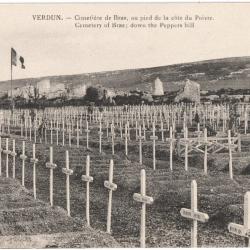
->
(3, 125, 250, 248)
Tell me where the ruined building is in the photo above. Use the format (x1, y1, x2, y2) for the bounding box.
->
(152, 77, 164, 96)
(175, 79, 200, 103)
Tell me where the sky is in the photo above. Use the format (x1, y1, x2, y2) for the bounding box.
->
(0, 3, 250, 82)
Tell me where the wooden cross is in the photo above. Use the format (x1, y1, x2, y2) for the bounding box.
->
(127, 121, 131, 141)
(34, 120, 37, 143)
(106, 120, 109, 139)
(124, 124, 128, 156)
(46, 146, 57, 206)
(56, 120, 59, 146)
(62, 150, 74, 216)
(159, 121, 166, 142)
(150, 122, 158, 170)
(81, 155, 93, 226)
(25, 118, 28, 139)
(133, 169, 154, 248)
(20, 141, 27, 187)
(29, 117, 32, 141)
(142, 120, 146, 140)
(68, 123, 72, 147)
(98, 120, 103, 153)
(184, 127, 189, 171)
(228, 192, 250, 247)
(10, 139, 17, 179)
(62, 120, 65, 146)
(0, 137, 3, 176)
(85, 121, 90, 149)
(119, 121, 123, 139)
(104, 159, 117, 234)
(203, 128, 208, 175)
(50, 120, 53, 144)
(228, 130, 233, 179)
(76, 121, 80, 148)
(30, 144, 38, 200)
(169, 127, 174, 171)
(44, 124, 47, 144)
(134, 121, 138, 141)
(110, 122, 115, 155)
(3, 138, 11, 178)
(180, 180, 209, 247)
(138, 125, 144, 165)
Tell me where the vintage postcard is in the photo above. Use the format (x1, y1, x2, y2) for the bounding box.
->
(0, 2, 250, 248)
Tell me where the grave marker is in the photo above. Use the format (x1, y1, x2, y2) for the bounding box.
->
(98, 120, 103, 153)
(10, 139, 17, 179)
(133, 169, 154, 248)
(104, 159, 117, 234)
(20, 141, 27, 186)
(180, 180, 209, 247)
(62, 150, 74, 216)
(46, 146, 57, 206)
(228, 130, 233, 180)
(150, 122, 158, 170)
(81, 155, 93, 226)
(85, 121, 90, 149)
(30, 144, 38, 199)
(3, 138, 11, 178)
(204, 128, 208, 175)
(228, 192, 250, 247)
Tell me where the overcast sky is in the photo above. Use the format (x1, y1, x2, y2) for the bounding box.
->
(0, 3, 250, 82)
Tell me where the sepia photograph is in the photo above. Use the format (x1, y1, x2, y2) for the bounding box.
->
(0, 2, 250, 248)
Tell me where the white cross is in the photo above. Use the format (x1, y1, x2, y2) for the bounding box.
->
(76, 121, 81, 148)
(150, 122, 158, 170)
(133, 169, 154, 248)
(30, 144, 38, 200)
(3, 138, 11, 178)
(180, 180, 209, 247)
(110, 122, 115, 155)
(228, 192, 250, 246)
(184, 127, 189, 171)
(98, 120, 103, 153)
(10, 139, 17, 179)
(62, 120, 65, 146)
(81, 155, 93, 226)
(85, 121, 90, 149)
(124, 124, 129, 156)
(104, 159, 117, 234)
(20, 141, 27, 187)
(228, 130, 233, 179)
(62, 150, 74, 216)
(138, 125, 144, 165)
(46, 146, 57, 206)
(203, 128, 208, 175)
(159, 121, 166, 142)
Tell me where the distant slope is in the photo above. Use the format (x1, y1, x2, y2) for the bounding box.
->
(1, 56, 250, 93)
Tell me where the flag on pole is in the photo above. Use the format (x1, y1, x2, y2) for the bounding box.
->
(19, 56, 25, 69)
(11, 48, 17, 66)
(11, 48, 25, 69)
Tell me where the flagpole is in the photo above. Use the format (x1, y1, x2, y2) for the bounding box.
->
(10, 48, 13, 112)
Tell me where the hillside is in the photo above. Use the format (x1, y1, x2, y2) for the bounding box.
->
(1, 56, 250, 93)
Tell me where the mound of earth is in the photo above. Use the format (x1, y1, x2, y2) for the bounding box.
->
(0, 177, 119, 248)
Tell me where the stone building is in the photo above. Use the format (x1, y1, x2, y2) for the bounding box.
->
(36, 79, 51, 97)
(152, 77, 164, 96)
(8, 84, 35, 99)
(68, 83, 87, 98)
(175, 79, 200, 103)
(47, 83, 66, 99)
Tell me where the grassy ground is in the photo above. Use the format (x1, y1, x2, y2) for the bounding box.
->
(1, 125, 250, 247)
